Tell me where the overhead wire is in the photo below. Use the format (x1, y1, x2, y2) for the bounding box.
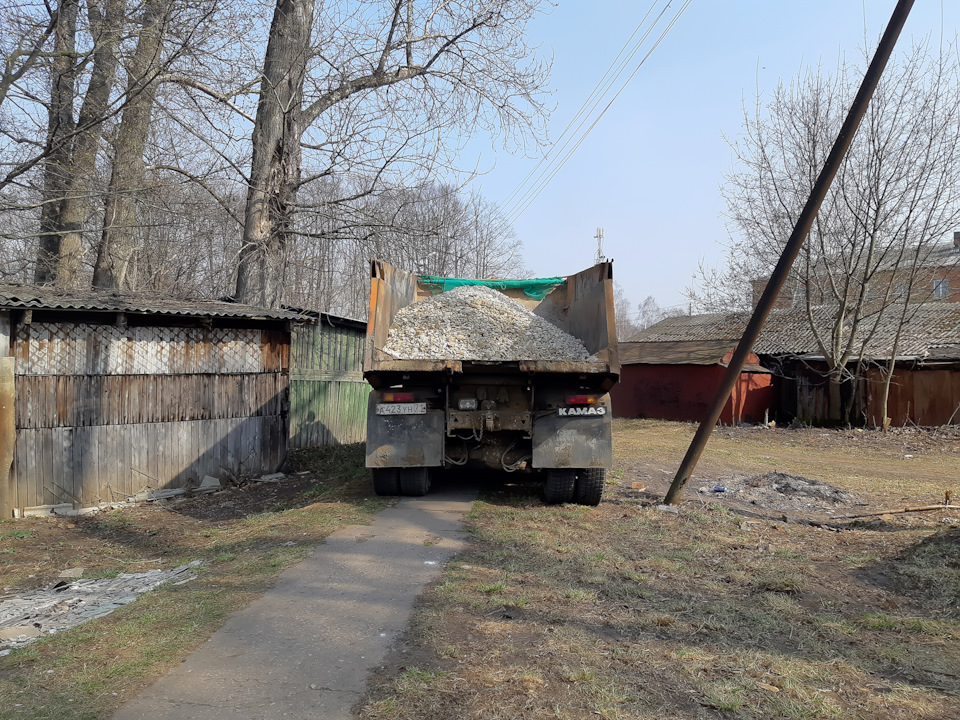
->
(499, 0, 662, 212)
(502, 1, 672, 220)
(502, 0, 693, 226)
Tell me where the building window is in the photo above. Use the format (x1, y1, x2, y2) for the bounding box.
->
(933, 278, 950, 300)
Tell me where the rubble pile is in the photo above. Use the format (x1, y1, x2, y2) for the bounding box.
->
(383, 285, 590, 361)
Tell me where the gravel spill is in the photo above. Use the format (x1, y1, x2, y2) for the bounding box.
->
(383, 285, 589, 361)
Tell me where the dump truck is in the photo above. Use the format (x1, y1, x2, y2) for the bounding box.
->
(363, 258, 620, 505)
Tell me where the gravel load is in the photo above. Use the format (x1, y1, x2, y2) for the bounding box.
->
(382, 285, 590, 361)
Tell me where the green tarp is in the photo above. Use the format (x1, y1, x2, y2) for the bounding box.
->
(417, 275, 565, 300)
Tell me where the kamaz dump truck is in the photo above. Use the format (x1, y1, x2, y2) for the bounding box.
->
(363, 259, 620, 505)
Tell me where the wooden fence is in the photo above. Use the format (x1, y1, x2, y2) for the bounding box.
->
(289, 320, 369, 449)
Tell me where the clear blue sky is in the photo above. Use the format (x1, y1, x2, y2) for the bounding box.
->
(464, 1, 960, 319)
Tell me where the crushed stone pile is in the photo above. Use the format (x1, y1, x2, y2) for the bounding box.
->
(744, 471, 856, 505)
(383, 285, 590, 361)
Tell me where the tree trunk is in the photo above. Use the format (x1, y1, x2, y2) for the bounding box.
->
(56, 0, 126, 285)
(235, 0, 313, 307)
(827, 372, 843, 424)
(93, 0, 167, 291)
(35, 0, 79, 285)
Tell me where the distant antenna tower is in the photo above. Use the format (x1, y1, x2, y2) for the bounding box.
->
(594, 227, 605, 264)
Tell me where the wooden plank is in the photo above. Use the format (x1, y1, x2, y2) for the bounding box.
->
(101, 423, 117, 500)
(24, 430, 38, 508)
(181, 421, 194, 488)
(61, 426, 76, 506)
(73, 425, 87, 506)
(39, 428, 55, 505)
(85, 426, 100, 503)
(50, 426, 65, 505)
(0, 311, 9, 357)
(12, 426, 27, 511)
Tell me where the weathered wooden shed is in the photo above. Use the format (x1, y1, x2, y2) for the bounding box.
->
(0, 287, 369, 517)
(611, 340, 774, 425)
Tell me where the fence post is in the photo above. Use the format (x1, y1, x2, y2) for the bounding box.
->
(0, 356, 14, 519)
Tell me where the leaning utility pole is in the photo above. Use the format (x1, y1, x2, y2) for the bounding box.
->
(663, 0, 916, 505)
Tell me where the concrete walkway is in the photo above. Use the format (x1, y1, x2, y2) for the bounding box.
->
(114, 483, 477, 720)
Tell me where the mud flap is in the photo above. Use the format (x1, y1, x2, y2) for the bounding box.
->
(531, 412, 612, 469)
(365, 395, 444, 468)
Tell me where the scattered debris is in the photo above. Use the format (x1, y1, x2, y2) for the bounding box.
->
(698, 471, 859, 514)
(835, 504, 960, 520)
(0, 562, 203, 655)
(253, 473, 286, 483)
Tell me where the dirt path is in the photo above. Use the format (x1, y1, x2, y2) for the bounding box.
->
(113, 481, 477, 720)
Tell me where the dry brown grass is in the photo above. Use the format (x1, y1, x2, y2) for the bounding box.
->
(0, 444, 383, 720)
(359, 419, 960, 720)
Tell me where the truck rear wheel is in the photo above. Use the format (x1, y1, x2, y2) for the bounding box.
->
(573, 468, 605, 506)
(372, 468, 400, 496)
(543, 469, 576, 504)
(399, 467, 430, 496)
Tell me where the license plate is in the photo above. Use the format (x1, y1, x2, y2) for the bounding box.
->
(376, 402, 426, 415)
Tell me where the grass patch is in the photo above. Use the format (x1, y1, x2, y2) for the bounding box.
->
(0, 464, 383, 720)
(357, 419, 960, 720)
(878, 526, 960, 615)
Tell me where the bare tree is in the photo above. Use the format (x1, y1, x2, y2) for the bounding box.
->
(35, 0, 125, 286)
(235, 0, 550, 306)
(634, 294, 683, 332)
(284, 179, 525, 317)
(0, 1, 61, 113)
(613, 283, 640, 341)
(689, 40, 960, 422)
(93, 0, 171, 290)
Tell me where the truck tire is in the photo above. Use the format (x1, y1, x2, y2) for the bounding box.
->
(543, 469, 576, 504)
(573, 468, 605, 506)
(372, 468, 400, 496)
(399, 467, 430, 496)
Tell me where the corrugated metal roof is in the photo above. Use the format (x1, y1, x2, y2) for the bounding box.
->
(618, 340, 766, 371)
(628, 303, 960, 361)
(0, 284, 365, 328)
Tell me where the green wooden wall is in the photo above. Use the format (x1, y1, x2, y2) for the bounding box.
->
(289, 321, 369, 448)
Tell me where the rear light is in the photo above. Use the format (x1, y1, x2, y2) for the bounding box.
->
(382, 392, 415, 402)
(567, 394, 598, 405)
(458, 398, 478, 410)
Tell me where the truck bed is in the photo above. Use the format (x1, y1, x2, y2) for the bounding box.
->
(363, 259, 620, 390)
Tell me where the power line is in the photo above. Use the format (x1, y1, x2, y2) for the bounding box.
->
(502, 0, 692, 226)
(499, 0, 662, 212)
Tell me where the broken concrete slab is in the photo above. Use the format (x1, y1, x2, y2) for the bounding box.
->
(0, 626, 40, 641)
(198, 476, 221, 491)
(58, 567, 84, 579)
(0, 561, 203, 653)
(22, 503, 73, 518)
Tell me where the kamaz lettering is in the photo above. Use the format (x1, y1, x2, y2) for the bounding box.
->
(557, 406, 607, 417)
